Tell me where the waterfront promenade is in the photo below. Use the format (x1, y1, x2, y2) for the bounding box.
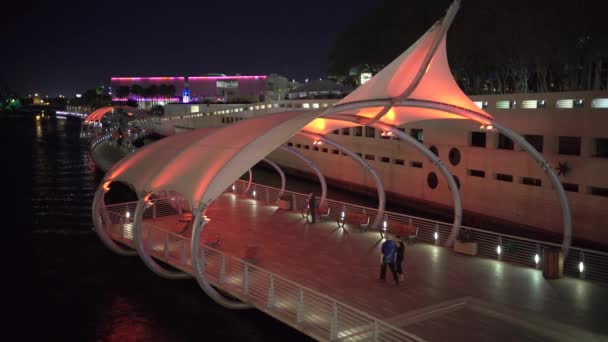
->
(108, 193, 608, 341)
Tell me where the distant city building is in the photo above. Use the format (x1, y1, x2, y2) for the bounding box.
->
(287, 79, 353, 99)
(110, 75, 267, 108)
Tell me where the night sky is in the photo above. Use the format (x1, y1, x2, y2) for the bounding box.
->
(1, 0, 409, 97)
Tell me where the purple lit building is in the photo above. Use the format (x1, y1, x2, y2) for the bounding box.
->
(111, 75, 268, 107)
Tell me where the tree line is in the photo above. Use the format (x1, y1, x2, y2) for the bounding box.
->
(329, 0, 608, 95)
(115, 84, 177, 98)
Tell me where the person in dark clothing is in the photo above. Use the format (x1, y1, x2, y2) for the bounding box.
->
(308, 193, 316, 223)
(379, 234, 399, 285)
(395, 235, 405, 281)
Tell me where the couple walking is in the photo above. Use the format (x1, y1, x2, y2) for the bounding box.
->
(379, 234, 405, 285)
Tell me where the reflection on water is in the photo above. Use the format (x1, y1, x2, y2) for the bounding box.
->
(23, 115, 311, 341)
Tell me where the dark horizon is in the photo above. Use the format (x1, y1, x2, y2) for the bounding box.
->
(1, 0, 387, 97)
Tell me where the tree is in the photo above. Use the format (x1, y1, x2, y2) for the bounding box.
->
(130, 85, 144, 98)
(116, 86, 130, 98)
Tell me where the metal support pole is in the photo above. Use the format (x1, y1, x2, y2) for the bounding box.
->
(330, 301, 339, 340)
(297, 288, 305, 323)
(267, 274, 275, 308)
(191, 209, 251, 309)
(243, 264, 249, 296)
(181, 239, 187, 265)
(280, 145, 328, 208)
(373, 320, 379, 342)
(298, 131, 386, 231)
(164, 232, 169, 259)
(220, 255, 226, 284)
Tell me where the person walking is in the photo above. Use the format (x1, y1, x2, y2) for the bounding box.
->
(308, 193, 316, 223)
(395, 235, 405, 281)
(379, 234, 399, 285)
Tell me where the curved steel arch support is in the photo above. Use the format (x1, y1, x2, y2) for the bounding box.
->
(132, 196, 190, 279)
(191, 209, 252, 309)
(492, 121, 572, 257)
(244, 168, 252, 193)
(372, 121, 463, 247)
(92, 185, 137, 256)
(298, 131, 386, 231)
(279, 145, 328, 208)
(262, 158, 286, 202)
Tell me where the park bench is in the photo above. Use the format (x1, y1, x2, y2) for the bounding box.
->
(319, 207, 330, 222)
(337, 211, 370, 231)
(388, 222, 419, 244)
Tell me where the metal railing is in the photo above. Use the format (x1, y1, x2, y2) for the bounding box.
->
(103, 209, 424, 341)
(99, 179, 608, 341)
(228, 179, 608, 283)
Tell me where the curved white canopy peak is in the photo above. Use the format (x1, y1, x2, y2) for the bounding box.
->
(143, 110, 322, 209)
(329, 0, 493, 127)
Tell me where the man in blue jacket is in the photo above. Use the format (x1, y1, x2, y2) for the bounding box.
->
(379, 234, 399, 285)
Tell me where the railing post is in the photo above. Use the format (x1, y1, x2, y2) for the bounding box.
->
(292, 193, 298, 210)
(152, 202, 157, 219)
(181, 239, 187, 266)
(164, 231, 169, 260)
(267, 274, 275, 308)
(435, 223, 439, 245)
(220, 255, 226, 284)
(497, 235, 503, 261)
(297, 288, 305, 323)
(330, 301, 338, 340)
(243, 263, 249, 296)
(372, 319, 379, 342)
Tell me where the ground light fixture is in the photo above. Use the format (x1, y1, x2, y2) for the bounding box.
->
(382, 220, 387, 231)
(434, 231, 439, 241)
(579, 261, 585, 273)
(232, 184, 235, 192)
(496, 245, 502, 255)
(534, 253, 540, 265)
(252, 190, 256, 198)
(125, 211, 130, 219)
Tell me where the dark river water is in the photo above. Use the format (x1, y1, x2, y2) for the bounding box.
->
(20, 115, 313, 341)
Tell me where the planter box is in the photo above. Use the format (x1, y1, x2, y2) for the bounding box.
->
(454, 240, 478, 256)
(277, 199, 291, 210)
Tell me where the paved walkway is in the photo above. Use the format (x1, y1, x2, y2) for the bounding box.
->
(132, 194, 608, 341)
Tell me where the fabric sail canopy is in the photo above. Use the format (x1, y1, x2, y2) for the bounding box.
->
(105, 110, 322, 209)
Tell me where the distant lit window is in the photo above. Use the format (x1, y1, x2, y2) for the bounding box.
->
(556, 99, 574, 109)
(411, 128, 423, 143)
(521, 100, 538, 109)
(360, 72, 372, 85)
(574, 99, 584, 108)
(496, 100, 515, 109)
(591, 98, 608, 108)
(216, 80, 238, 89)
(558, 136, 581, 155)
